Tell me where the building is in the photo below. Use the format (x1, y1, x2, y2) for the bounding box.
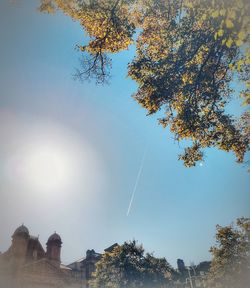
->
(0, 225, 85, 288)
(67, 249, 101, 285)
(67, 243, 119, 287)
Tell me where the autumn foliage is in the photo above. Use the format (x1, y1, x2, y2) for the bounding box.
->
(207, 218, 250, 288)
(39, 0, 250, 168)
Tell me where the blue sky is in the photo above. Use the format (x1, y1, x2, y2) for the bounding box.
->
(0, 0, 249, 268)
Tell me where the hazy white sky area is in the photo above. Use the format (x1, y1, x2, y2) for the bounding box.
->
(0, 1, 249, 268)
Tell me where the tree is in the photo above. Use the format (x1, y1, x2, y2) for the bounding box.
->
(39, 0, 250, 168)
(206, 217, 250, 288)
(89, 240, 175, 288)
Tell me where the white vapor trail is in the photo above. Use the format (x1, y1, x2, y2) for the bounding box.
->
(126, 148, 147, 216)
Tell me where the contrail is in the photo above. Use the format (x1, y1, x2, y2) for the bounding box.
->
(126, 148, 147, 216)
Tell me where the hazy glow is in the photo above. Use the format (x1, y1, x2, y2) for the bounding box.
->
(1, 114, 105, 198)
(22, 142, 74, 191)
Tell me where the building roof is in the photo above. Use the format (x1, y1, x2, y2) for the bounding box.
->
(69, 257, 84, 264)
(47, 232, 62, 243)
(13, 225, 29, 237)
(104, 243, 119, 253)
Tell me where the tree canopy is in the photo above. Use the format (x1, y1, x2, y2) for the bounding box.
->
(39, 0, 250, 168)
(89, 240, 175, 288)
(206, 217, 250, 288)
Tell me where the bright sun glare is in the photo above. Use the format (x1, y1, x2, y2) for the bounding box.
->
(24, 144, 73, 192)
(2, 117, 104, 197)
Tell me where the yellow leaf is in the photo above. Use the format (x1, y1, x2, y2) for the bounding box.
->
(238, 31, 245, 40)
(219, 9, 226, 16)
(225, 19, 234, 28)
(218, 29, 224, 37)
(237, 61, 243, 71)
(226, 38, 233, 48)
(185, 1, 193, 8)
(201, 14, 207, 21)
(211, 10, 219, 18)
(236, 39, 243, 46)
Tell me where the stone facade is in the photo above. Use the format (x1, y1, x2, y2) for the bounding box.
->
(0, 225, 85, 288)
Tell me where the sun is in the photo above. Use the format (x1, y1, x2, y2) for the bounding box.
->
(24, 143, 73, 192)
(3, 120, 104, 197)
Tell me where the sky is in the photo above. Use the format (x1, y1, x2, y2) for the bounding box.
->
(0, 0, 249, 268)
